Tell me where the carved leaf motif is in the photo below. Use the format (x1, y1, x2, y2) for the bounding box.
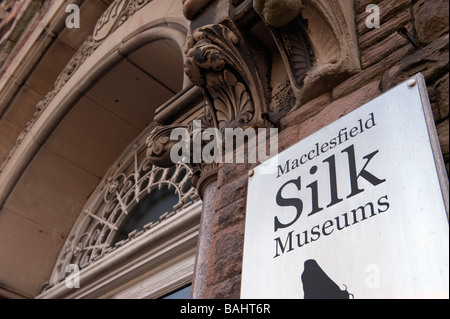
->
(280, 20, 312, 88)
(184, 24, 261, 131)
(128, 0, 152, 14)
(185, 24, 241, 87)
(207, 70, 254, 130)
(201, 100, 218, 129)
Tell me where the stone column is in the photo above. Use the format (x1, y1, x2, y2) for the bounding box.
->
(191, 180, 218, 299)
(146, 125, 221, 298)
(146, 10, 273, 299)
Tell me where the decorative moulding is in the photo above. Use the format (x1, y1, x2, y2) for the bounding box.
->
(0, 0, 185, 208)
(254, 0, 361, 108)
(184, 23, 268, 131)
(146, 21, 272, 197)
(42, 123, 200, 295)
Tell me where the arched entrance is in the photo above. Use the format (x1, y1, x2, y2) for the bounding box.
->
(0, 0, 201, 298)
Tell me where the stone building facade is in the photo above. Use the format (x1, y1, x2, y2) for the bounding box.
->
(0, 0, 448, 299)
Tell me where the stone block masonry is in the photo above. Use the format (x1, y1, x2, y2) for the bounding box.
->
(203, 0, 449, 299)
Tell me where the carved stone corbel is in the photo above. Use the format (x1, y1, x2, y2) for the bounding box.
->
(145, 23, 270, 198)
(184, 23, 270, 194)
(270, 18, 312, 90)
(254, 0, 361, 108)
(184, 23, 268, 131)
(146, 120, 221, 199)
(146, 123, 189, 168)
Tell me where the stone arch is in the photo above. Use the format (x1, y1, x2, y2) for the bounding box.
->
(0, 0, 194, 297)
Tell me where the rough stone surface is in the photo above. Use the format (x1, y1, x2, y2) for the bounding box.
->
(435, 73, 449, 119)
(203, 0, 449, 299)
(358, 8, 411, 50)
(361, 25, 410, 68)
(213, 197, 246, 234)
(214, 174, 248, 213)
(332, 44, 413, 99)
(438, 119, 449, 163)
(278, 124, 299, 153)
(381, 34, 449, 91)
(204, 274, 241, 299)
(217, 162, 250, 190)
(191, 181, 217, 299)
(280, 92, 331, 129)
(413, 0, 449, 45)
(206, 222, 245, 286)
(298, 80, 381, 141)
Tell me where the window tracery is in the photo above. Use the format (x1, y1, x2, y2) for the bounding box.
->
(44, 129, 199, 290)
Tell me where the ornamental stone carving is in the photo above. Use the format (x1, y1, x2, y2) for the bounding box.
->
(44, 134, 199, 289)
(94, 0, 153, 41)
(145, 23, 271, 197)
(145, 119, 221, 198)
(146, 0, 360, 195)
(93, 0, 128, 41)
(253, 0, 361, 107)
(271, 18, 312, 90)
(146, 123, 190, 168)
(184, 23, 268, 131)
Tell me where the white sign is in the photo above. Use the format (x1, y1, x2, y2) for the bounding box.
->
(241, 74, 449, 299)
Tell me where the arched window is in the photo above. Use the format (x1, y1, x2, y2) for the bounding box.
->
(40, 123, 201, 298)
(112, 181, 182, 246)
(162, 284, 192, 299)
(32, 0, 203, 298)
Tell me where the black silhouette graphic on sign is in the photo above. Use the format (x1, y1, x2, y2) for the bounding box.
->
(301, 259, 354, 299)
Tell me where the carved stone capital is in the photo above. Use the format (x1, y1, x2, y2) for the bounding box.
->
(145, 122, 221, 199)
(184, 23, 268, 131)
(146, 22, 271, 197)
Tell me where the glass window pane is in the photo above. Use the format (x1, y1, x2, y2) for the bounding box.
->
(112, 185, 179, 245)
(162, 285, 192, 299)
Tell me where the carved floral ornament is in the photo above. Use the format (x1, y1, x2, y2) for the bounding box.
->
(145, 23, 273, 196)
(93, 0, 154, 42)
(184, 24, 268, 131)
(145, 0, 360, 193)
(180, 0, 360, 108)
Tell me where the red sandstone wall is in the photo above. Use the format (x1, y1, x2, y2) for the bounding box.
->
(205, 0, 449, 299)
